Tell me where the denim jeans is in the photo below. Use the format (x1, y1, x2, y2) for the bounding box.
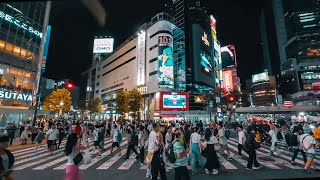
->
(191, 143, 205, 171)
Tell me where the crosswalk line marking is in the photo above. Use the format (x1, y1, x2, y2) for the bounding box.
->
(217, 153, 237, 169)
(118, 152, 137, 170)
(227, 140, 281, 169)
(33, 140, 108, 170)
(12, 139, 68, 155)
(79, 139, 127, 170)
(228, 152, 248, 167)
(53, 138, 116, 170)
(96, 149, 127, 170)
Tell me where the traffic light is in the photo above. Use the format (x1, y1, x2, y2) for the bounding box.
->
(229, 96, 234, 102)
(67, 83, 73, 88)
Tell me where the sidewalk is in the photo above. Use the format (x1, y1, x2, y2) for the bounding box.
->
(7, 137, 47, 151)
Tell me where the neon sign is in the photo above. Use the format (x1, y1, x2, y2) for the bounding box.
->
(202, 32, 210, 46)
(0, 11, 43, 38)
(0, 90, 33, 101)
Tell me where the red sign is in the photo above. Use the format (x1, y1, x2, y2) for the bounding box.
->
(284, 101, 293, 107)
(222, 70, 234, 94)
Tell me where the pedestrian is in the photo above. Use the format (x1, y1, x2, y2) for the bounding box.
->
(47, 124, 59, 156)
(74, 122, 81, 138)
(109, 125, 122, 156)
(268, 124, 279, 156)
(238, 125, 246, 155)
(33, 127, 45, 152)
(290, 127, 307, 165)
(216, 124, 232, 160)
(138, 125, 146, 165)
(146, 123, 158, 179)
(0, 136, 14, 180)
(64, 133, 86, 180)
(57, 124, 66, 149)
(202, 128, 220, 175)
(172, 129, 190, 180)
(151, 133, 167, 180)
(246, 126, 261, 170)
(5, 123, 17, 146)
(92, 124, 102, 156)
(189, 126, 205, 174)
(313, 124, 320, 144)
(99, 123, 106, 151)
(300, 130, 319, 174)
(125, 126, 139, 160)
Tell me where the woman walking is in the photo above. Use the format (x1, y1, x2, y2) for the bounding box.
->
(151, 133, 167, 180)
(190, 127, 205, 174)
(64, 133, 86, 180)
(202, 128, 220, 175)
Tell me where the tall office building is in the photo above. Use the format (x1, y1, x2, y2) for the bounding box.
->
(260, 0, 320, 98)
(0, 2, 50, 127)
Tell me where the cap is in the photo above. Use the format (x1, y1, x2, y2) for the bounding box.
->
(0, 135, 9, 143)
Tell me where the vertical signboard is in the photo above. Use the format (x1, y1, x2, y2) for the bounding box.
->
(222, 70, 233, 94)
(158, 34, 174, 89)
(41, 25, 51, 73)
(137, 31, 146, 86)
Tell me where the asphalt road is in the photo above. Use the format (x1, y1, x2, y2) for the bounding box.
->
(12, 131, 320, 180)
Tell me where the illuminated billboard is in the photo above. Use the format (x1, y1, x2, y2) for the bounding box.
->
(221, 45, 237, 69)
(200, 50, 213, 74)
(137, 31, 146, 86)
(252, 72, 269, 83)
(158, 35, 174, 89)
(93, 38, 114, 53)
(160, 92, 189, 111)
(222, 70, 234, 93)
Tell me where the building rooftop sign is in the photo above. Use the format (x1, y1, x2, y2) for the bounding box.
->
(252, 72, 269, 84)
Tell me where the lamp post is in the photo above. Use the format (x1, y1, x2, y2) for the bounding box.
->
(59, 101, 64, 117)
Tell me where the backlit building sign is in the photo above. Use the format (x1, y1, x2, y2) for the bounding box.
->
(252, 72, 269, 83)
(137, 31, 146, 86)
(0, 11, 42, 38)
(222, 70, 233, 93)
(202, 32, 210, 46)
(0, 91, 32, 101)
(158, 34, 174, 89)
(93, 38, 114, 54)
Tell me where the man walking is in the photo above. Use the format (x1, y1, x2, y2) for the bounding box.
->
(109, 125, 122, 156)
(172, 129, 190, 180)
(125, 126, 139, 160)
(5, 123, 17, 146)
(238, 125, 246, 155)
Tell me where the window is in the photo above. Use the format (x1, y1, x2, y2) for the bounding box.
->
(149, 44, 158, 51)
(20, 49, 27, 57)
(149, 57, 157, 63)
(0, 40, 5, 49)
(102, 57, 136, 77)
(96, 82, 100, 86)
(102, 46, 136, 69)
(5, 43, 13, 52)
(150, 30, 172, 39)
(97, 74, 100, 79)
(96, 90, 99, 94)
(13, 46, 21, 55)
(149, 71, 157, 76)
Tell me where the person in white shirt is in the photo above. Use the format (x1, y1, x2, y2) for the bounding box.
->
(165, 126, 173, 148)
(217, 124, 232, 160)
(47, 124, 59, 156)
(146, 123, 157, 178)
(238, 125, 246, 155)
(92, 124, 102, 156)
(268, 124, 279, 156)
(109, 125, 121, 156)
(189, 126, 205, 174)
(300, 131, 319, 174)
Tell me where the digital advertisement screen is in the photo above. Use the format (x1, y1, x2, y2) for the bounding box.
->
(163, 94, 187, 109)
(200, 50, 213, 74)
(158, 35, 174, 89)
(221, 45, 236, 69)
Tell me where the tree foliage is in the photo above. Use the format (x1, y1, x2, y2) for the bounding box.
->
(78, 99, 87, 114)
(116, 91, 129, 121)
(88, 98, 102, 114)
(129, 88, 143, 121)
(42, 88, 72, 112)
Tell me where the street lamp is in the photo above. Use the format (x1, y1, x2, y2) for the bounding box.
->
(59, 101, 64, 117)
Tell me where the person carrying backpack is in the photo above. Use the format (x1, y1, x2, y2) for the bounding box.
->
(125, 126, 140, 160)
(109, 125, 122, 156)
(290, 127, 307, 165)
(245, 126, 261, 170)
(92, 124, 102, 156)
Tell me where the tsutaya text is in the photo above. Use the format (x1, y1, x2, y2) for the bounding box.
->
(0, 91, 33, 101)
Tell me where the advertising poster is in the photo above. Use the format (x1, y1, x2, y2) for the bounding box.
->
(42, 25, 51, 73)
(222, 70, 233, 94)
(160, 92, 189, 111)
(137, 32, 146, 86)
(200, 50, 213, 74)
(158, 35, 174, 89)
(93, 38, 114, 54)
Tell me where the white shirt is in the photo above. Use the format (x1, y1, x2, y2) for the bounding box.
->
(93, 128, 100, 141)
(67, 147, 79, 165)
(300, 134, 316, 154)
(238, 131, 246, 145)
(190, 132, 201, 144)
(138, 131, 145, 147)
(147, 130, 157, 153)
(268, 130, 277, 143)
(113, 129, 119, 142)
(165, 132, 172, 147)
(203, 136, 218, 147)
(47, 128, 59, 140)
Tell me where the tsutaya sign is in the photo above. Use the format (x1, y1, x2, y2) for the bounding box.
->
(0, 90, 33, 101)
(0, 11, 43, 38)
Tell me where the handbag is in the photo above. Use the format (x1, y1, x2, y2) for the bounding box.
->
(83, 149, 92, 164)
(73, 153, 83, 165)
(214, 144, 220, 151)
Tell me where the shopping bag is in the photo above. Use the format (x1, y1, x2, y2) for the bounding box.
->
(83, 149, 92, 164)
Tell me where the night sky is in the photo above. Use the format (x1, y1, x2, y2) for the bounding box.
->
(45, 0, 264, 86)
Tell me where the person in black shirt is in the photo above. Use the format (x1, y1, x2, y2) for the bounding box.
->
(57, 124, 65, 149)
(151, 132, 167, 180)
(0, 136, 14, 179)
(246, 126, 260, 170)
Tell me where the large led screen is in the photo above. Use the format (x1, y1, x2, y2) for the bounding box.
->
(158, 35, 174, 89)
(163, 94, 187, 109)
(200, 50, 213, 74)
(221, 45, 236, 69)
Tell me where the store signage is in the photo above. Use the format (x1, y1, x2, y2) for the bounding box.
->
(252, 72, 269, 83)
(159, 36, 173, 46)
(93, 38, 114, 53)
(0, 11, 42, 38)
(0, 90, 32, 101)
(137, 31, 146, 86)
(42, 25, 51, 73)
(202, 32, 210, 46)
(284, 101, 293, 107)
(222, 70, 233, 93)
(138, 86, 148, 93)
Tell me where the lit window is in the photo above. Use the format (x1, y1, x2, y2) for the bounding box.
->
(5, 43, 13, 52)
(20, 49, 27, 57)
(0, 40, 5, 49)
(13, 46, 21, 55)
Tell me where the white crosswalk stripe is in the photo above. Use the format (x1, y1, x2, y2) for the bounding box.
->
(11, 134, 319, 172)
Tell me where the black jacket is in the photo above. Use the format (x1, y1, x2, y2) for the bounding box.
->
(0, 149, 14, 174)
(246, 132, 256, 150)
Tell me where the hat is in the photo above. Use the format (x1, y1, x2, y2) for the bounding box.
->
(0, 135, 9, 143)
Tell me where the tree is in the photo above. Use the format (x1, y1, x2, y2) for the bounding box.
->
(128, 88, 143, 121)
(78, 99, 87, 114)
(88, 98, 102, 114)
(42, 88, 72, 113)
(116, 91, 129, 121)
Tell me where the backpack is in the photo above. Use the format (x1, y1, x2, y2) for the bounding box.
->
(166, 140, 177, 163)
(134, 134, 138, 146)
(116, 130, 123, 142)
(287, 134, 298, 146)
(96, 129, 103, 142)
(277, 131, 283, 140)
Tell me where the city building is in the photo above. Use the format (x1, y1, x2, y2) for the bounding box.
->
(82, 8, 221, 122)
(251, 72, 277, 106)
(260, 0, 320, 98)
(0, 2, 51, 128)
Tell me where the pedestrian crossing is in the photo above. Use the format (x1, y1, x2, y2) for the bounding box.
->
(11, 136, 320, 172)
